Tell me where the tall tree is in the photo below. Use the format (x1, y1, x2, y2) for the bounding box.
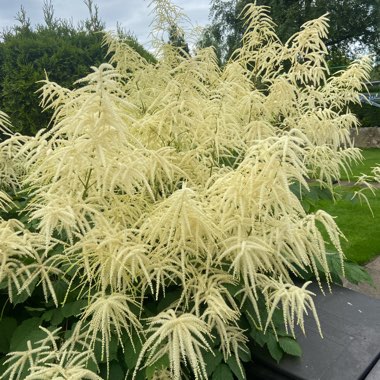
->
(168, 23, 190, 57)
(201, 0, 379, 64)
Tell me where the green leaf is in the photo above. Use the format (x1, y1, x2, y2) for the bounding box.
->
(94, 334, 119, 363)
(145, 354, 169, 379)
(212, 363, 234, 380)
(318, 188, 333, 200)
(278, 337, 302, 357)
(157, 289, 182, 312)
(301, 200, 311, 212)
(224, 283, 242, 297)
(61, 299, 87, 318)
(11, 278, 37, 305)
(99, 360, 125, 379)
(203, 349, 223, 376)
(0, 317, 17, 353)
(0, 355, 8, 376)
(227, 355, 246, 380)
(50, 309, 65, 326)
(0, 280, 7, 290)
(53, 280, 69, 303)
(64, 322, 80, 340)
(41, 309, 54, 322)
(10, 318, 44, 351)
(250, 328, 267, 347)
(84, 355, 98, 374)
(266, 335, 283, 363)
(344, 261, 373, 285)
(238, 345, 251, 362)
(325, 254, 373, 286)
(123, 331, 143, 370)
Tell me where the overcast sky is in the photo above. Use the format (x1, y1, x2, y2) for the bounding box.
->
(0, 0, 211, 47)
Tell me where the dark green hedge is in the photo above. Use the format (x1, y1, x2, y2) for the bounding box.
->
(351, 103, 380, 128)
(0, 24, 155, 135)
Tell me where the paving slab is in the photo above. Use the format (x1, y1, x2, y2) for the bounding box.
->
(246, 283, 380, 380)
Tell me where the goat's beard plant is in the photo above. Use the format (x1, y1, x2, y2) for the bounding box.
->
(0, 2, 372, 380)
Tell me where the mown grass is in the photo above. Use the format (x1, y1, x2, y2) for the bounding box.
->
(341, 148, 380, 180)
(316, 148, 380, 264)
(315, 186, 380, 264)
(313, 148, 380, 264)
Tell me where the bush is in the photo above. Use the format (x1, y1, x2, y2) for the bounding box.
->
(0, 4, 156, 136)
(0, 2, 372, 379)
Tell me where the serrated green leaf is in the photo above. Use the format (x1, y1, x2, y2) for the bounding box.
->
(123, 331, 143, 370)
(53, 280, 69, 303)
(224, 283, 242, 297)
(242, 301, 262, 331)
(301, 200, 311, 212)
(266, 335, 283, 363)
(278, 337, 302, 357)
(94, 334, 119, 363)
(41, 309, 54, 322)
(133, 368, 146, 380)
(61, 299, 87, 318)
(212, 363, 234, 380)
(0, 280, 8, 290)
(227, 355, 246, 380)
(203, 349, 223, 376)
(84, 355, 98, 374)
(271, 308, 286, 327)
(238, 345, 251, 362)
(99, 360, 125, 379)
(0, 317, 17, 353)
(249, 329, 266, 347)
(157, 289, 182, 312)
(344, 261, 373, 285)
(11, 279, 37, 305)
(250, 328, 269, 348)
(10, 318, 44, 351)
(63, 322, 80, 341)
(50, 309, 64, 325)
(318, 188, 333, 200)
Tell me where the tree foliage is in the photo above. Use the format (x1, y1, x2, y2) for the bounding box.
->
(201, 0, 379, 64)
(168, 23, 190, 57)
(0, 1, 373, 379)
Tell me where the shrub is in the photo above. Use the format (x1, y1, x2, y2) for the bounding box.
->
(0, 1, 372, 379)
(0, 3, 156, 136)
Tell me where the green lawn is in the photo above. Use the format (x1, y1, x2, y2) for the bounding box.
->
(315, 186, 380, 264)
(312, 148, 380, 264)
(341, 148, 380, 180)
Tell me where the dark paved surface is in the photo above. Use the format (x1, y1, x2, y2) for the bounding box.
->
(246, 283, 380, 380)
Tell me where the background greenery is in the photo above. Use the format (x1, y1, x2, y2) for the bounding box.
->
(0, 0, 378, 135)
(199, 0, 380, 127)
(340, 148, 380, 180)
(311, 149, 380, 264)
(200, 0, 379, 65)
(0, 1, 156, 136)
(316, 186, 380, 264)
